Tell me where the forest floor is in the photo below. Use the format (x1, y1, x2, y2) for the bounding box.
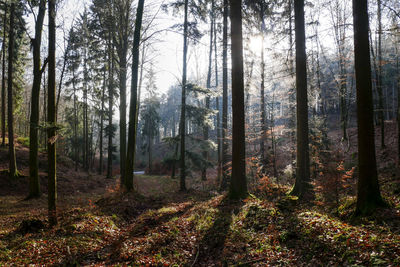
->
(0, 137, 400, 266)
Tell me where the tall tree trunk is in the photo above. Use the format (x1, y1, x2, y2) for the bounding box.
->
(220, 0, 229, 191)
(7, 3, 18, 179)
(99, 60, 106, 175)
(229, 0, 247, 199)
(287, 0, 296, 164)
(73, 68, 78, 171)
(260, 5, 266, 163)
(179, 0, 189, 191)
(42, 71, 47, 150)
(352, 0, 385, 215)
(202, 9, 214, 181)
(126, 0, 145, 191)
(83, 42, 89, 171)
(1, 7, 6, 147)
(48, 0, 57, 226)
(119, 52, 127, 186)
(106, 34, 114, 179)
(148, 134, 152, 173)
(290, 0, 311, 199)
(28, 0, 46, 198)
(377, 0, 385, 148)
(214, 10, 221, 182)
(396, 38, 400, 165)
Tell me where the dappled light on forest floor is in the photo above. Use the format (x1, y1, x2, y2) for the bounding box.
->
(1, 173, 399, 266)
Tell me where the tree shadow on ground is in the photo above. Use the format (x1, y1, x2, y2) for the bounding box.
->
(70, 190, 213, 265)
(194, 196, 244, 266)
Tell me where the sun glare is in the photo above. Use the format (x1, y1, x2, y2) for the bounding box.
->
(248, 35, 264, 54)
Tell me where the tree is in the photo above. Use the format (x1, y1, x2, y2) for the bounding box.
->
(140, 96, 160, 174)
(229, 0, 247, 199)
(126, 0, 145, 191)
(179, 0, 189, 191)
(220, 0, 229, 191)
(28, 0, 46, 199)
(290, 0, 312, 199)
(114, 0, 133, 186)
(7, 2, 18, 179)
(64, 27, 81, 171)
(352, 0, 385, 215)
(47, 0, 57, 226)
(1, 6, 6, 147)
(201, 1, 214, 181)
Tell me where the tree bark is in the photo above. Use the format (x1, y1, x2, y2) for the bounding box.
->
(260, 5, 266, 163)
(352, 0, 385, 215)
(202, 8, 214, 181)
(377, 0, 385, 148)
(214, 9, 222, 182)
(179, 0, 189, 191)
(290, 0, 311, 199)
(7, 3, 18, 179)
(47, 0, 57, 226)
(106, 31, 114, 179)
(1, 7, 6, 147)
(229, 0, 247, 199)
(220, 0, 229, 191)
(126, 0, 145, 191)
(99, 58, 106, 175)
(28, 0, 46, 198)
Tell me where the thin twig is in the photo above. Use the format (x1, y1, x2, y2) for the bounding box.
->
(191, 244, 200, 267)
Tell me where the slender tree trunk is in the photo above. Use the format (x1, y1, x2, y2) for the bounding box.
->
(119, 52, 127, 186)
(290, 0, 311, 199)
(377, 0, 385, 148)
(99, 60, 106, 175)
(229, 0, 247, 199)
(260, 6, 266, 163)
(47, 0, 57, 226)
(148, 134, 152, 173)
(126, 0, 145, 191)
(1, 7, 6, 147)
(179, 0, 189, 191)
(56, 46, 68, 120)
(352, 0, 385, 215)
(106, 35, 114, 179)
(220, 0, 229, 191)
(42, 71, 47, 150)
(214, 10, 222, 182)
(396, 39, 400, 164)
(202, 9, 213, 181)
(28, 0, 46, 198)
(83, 43, 90, 171)
(288, 0, 296, 164)
(73, 69, 78, 171)
(7, 3, 17, 179)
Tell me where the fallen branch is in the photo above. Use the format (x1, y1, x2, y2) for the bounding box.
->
(191, 244, 200, 267)
(236, 257, 267, 266)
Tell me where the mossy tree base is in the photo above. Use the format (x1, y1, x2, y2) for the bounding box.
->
(289, 182, 314, 201)
(8, 170, 23, 179)
(354, 198, 388, 217)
